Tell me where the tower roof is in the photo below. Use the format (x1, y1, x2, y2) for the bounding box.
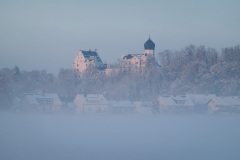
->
(144, 37, 155, 50)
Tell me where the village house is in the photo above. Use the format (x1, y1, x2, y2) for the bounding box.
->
(186, 94, 216, 112)
(74, 94, 108, 114)
(19, 92, 62, 112)
(158, 95, 194, 113)
(207, 96, 240, 113)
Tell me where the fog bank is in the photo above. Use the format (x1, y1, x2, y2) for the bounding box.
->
(0, 112, 240, 160)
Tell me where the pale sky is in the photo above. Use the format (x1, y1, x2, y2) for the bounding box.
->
(0, 0, 239, 74)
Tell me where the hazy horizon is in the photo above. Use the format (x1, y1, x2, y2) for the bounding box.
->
(1, 0, 240, 74)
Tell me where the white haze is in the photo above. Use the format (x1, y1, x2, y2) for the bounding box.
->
(0, 112, 240, 160)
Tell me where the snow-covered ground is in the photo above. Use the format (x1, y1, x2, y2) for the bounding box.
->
(0, 112, 240, 160)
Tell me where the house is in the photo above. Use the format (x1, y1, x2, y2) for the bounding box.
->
(158, 95, 194, 113)
(186, 94, 216, 112)
(19, 92, 62, 112)
(72, 49, 106, 74)
(74, 94, 108, 114)
(207, 96, 240, 113)
(108, 100, 136, 114)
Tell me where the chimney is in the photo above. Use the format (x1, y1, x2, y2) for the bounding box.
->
(42, 90, 45, 96)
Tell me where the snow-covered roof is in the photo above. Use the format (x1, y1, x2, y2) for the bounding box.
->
(122, 53, 146, 61)
(159, 95, 194, 107)
(210, 96, 240, 106)
(23, 93, 62, 105)
(75, 94, 108, 105)
(187, 94, 217, 105)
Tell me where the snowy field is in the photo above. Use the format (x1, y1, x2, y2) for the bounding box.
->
(0, 112, 240, 160)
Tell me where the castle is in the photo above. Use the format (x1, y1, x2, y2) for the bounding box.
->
(72, 37, 156, 75)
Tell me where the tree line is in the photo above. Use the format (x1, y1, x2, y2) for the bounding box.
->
(0, 44, 240, 109)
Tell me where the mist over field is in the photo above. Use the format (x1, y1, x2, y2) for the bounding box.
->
(1, 112, 240, 160)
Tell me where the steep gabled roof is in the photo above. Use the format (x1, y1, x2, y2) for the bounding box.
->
(22, 93, 62, 105)
(81, 50, 98, 58)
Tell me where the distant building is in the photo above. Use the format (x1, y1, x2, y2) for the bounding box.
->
(122, 54, 149, 69)
(74, 94, 108, 114)
(144, 37, 155, 55)
(207, 96, 240, 113)
(72, 49, 106, 74)
(187, 94, 216, 112)
(158, 95, 194, 113)
(157, 94, 240, 114)
(121, 37, 157, 70)
(19, 92, 62, 112)
(72, 37, 158, 76)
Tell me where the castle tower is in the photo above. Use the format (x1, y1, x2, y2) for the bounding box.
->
(144, 37, 155, 55)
